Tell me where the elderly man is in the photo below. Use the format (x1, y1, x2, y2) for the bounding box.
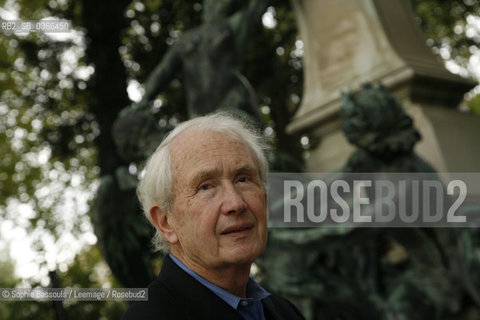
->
(122, 113, 305, 320)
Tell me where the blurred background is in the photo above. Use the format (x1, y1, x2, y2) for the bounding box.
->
(0, 0, 480, 319)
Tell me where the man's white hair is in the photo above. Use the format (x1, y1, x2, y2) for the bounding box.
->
(137, 112, 270, 254)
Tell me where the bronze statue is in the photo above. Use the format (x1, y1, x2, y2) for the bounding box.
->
(134, 0, 271, 120)
(92, 108, 169, 288)
(340, 83, 434, 172)
(260, 84, 480, 320)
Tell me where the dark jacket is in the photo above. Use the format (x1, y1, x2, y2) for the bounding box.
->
(122, 255, 305, 320)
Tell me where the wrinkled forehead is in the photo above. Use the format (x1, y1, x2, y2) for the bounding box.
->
(169, 128, 256, 169)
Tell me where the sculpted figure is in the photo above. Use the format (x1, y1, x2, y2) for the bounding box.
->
(340, 83, 434, 172)
(92, 107, 169, 288)
(260, 84, 480, 319)
(135, 0, 270, 120)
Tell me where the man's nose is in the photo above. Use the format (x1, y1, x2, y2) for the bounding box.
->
(220, 182, 247, 215)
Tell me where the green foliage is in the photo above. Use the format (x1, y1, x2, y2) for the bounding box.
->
(466, 91, 480, 113)
(59, 245, 128, 320)
(0, 249, 54, 319)
(0, 245, 127, 320)
(411, 0, 480, 112)
(0, 0, 99, 264)
(412, 0, 480, 74)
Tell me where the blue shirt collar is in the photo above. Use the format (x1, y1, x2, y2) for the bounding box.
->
(169, 253, 270, 310)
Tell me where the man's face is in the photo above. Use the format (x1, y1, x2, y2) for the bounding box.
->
(167, 130, 268, 271)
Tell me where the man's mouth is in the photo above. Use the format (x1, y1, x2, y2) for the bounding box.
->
(221, 223, 254, 235)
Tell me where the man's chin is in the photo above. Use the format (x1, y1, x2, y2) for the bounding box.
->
(222, 244, 265, 264)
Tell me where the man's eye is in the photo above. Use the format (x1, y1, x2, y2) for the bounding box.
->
(199, 184, 212, 191)
(237, 176, 248, 183)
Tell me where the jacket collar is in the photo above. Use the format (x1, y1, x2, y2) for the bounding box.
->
(159, 255, 245, 320)
(159, 255, 298, 320)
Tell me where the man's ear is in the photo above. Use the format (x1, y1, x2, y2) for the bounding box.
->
(150, 206, 179, 245)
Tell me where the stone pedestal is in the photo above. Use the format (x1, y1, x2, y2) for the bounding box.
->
(288, 0, 480, 172)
